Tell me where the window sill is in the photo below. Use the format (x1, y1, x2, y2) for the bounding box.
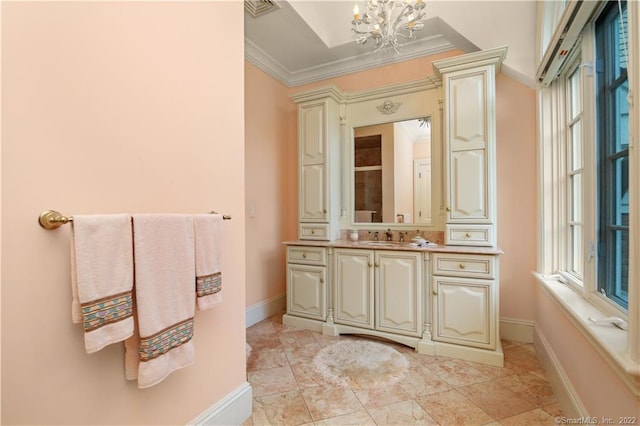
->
(533, 272, 640, 396)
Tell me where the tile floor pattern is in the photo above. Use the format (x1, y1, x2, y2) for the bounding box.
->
(243, 313, 563, 426)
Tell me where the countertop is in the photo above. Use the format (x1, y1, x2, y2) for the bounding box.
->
(283, 240, 504, 255)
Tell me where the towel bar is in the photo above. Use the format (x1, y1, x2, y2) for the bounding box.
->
(38, 209, 232, 230)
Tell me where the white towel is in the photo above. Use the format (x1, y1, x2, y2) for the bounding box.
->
(70, 214, 134, 353)
(125, 214, 196, 388)
(194, 214, 223, 311)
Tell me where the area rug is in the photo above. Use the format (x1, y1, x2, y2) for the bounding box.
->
(312, 340, 409, 390)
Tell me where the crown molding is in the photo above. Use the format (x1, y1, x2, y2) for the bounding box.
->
(245, 36, 456, 88)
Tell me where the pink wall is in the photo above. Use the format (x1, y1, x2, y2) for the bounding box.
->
(535, 286, 638, 416)
(495, 73, 538, 321)
(244, 63, 297, 307)
(2, 3, 246, 424)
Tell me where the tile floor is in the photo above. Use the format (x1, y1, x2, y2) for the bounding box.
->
(243, 313, 563, 425)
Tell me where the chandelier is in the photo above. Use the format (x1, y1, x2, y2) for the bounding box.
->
(352, 0, 427, 53)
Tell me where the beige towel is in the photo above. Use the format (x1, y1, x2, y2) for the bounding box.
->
(70, 214, 134, 353)
(125, 214, 196, 388)
(194, 214, 223, 310)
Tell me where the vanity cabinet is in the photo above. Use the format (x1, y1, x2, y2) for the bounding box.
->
(292, 87, 343, 241)
(431, 252, 498, 350)
(433, 47, 507, 247)
(333, 248, 422, 337)
(286, 246, 327, 321)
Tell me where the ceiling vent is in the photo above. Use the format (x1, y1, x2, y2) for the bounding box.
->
(245, 0, 280, 18)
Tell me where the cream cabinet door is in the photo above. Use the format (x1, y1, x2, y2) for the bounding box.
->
(300, 102, 326, 165)
(287, 264, 326, 321)
(376, 251, 422, 337)
(300, 164, 326, 222)
(432, 276, 496, 350)
(446, 70, 491, 223)
(334, 249, 374, 329)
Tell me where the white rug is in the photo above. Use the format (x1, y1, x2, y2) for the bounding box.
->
(312, 340, 409, 390)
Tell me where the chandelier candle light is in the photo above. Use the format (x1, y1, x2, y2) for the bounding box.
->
(352, 0, 426, 53)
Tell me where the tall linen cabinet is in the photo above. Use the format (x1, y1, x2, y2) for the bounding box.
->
(433, 47, 507, 247)
(291, 87, 344, 241)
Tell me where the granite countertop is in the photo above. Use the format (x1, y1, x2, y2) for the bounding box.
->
(283, 239, 504, 255)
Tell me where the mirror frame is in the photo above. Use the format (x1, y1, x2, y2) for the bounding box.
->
(342, 77, 444, 232)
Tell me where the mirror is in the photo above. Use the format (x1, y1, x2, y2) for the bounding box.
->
(353, 117, 433, 225)
(343, 80, 442, 230)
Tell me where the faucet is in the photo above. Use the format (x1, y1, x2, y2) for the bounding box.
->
(373, 231, 379, 241)
(385, 229, 393, 241)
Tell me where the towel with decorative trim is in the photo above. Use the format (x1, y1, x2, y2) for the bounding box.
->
(194, 213, 223, 310)
(70, 214, 134, 354)
(125, 214, 196, 388)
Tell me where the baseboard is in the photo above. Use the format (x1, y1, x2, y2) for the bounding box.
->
(188, 381, 253, 426)
(246, 294, 286, 328)
(500, 317, 535, 343)
(533, 324, 587, 418)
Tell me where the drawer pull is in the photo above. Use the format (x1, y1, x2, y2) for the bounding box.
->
(375, 262, 379, 267)
(445, 207, 451, 212)
(368, 262, 372, 267)
(302, 253, 307, 259)
(311, 229, 315, 235)
(432, 290, 438, 295)
(465, 233, 471, 238)
(320, 278, 324, 284)
(459, 263, 466, 269)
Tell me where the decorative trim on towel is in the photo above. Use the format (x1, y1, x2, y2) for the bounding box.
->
(139, 318, 194, 362)
(196, 272, 222, 297)
(81, 290, 133, 332)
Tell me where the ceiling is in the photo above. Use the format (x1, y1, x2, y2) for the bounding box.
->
(244, 0, 539, 88)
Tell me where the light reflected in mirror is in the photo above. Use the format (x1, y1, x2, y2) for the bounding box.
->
(353, 117, 432, 225)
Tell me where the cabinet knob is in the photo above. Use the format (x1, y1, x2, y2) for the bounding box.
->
(445, 207, 451, 212)
(368, 262, 372, 267)
(432, 290, 438, 295)
(465, 233, 471, 238)
(323, 209, 327, 214)
(302, 253, 307, 259)
(459, 263, 466, 269)
(320, 278, 324, 284)
(375, 262, 379, 267)
(311, 229, 315, 234)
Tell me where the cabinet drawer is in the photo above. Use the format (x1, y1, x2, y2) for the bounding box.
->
(432, 253, 496, 279)
(287, 246, 327, 266)
(446, 224, 494, 246)
(299, 224, 330, 240)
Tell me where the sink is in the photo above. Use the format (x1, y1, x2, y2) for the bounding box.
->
(358, 241, 396, 247)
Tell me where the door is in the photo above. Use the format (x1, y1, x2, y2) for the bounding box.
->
(376, 251, 422, 336)
(432, 276, 495, 349)
(413, 159, 432, 224)
(287, 264, 326, 321)
(334, 249, 375, 329)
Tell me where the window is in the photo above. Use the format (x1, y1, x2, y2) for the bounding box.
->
(539, 0, 631, 314)
(536, 0, 638, 392)
(565, 62, 584, 281)
(596, 1, 629, 309)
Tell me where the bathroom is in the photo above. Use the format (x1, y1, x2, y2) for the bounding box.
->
(2, 1, 638, 425)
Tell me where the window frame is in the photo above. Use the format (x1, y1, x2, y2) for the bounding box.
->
(536, 0, 639, 378)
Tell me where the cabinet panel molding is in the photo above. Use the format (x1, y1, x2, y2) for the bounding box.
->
(433, 276, 496, 350)
(376, 251, 422, 336)
(300, 164, 327, 221)
(451, 73, 486, 148)
(287, 264, 326, 321)
(450, 149, 487, 220)
(334, 249, 375, 329)
(301, 103, 326, 165)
